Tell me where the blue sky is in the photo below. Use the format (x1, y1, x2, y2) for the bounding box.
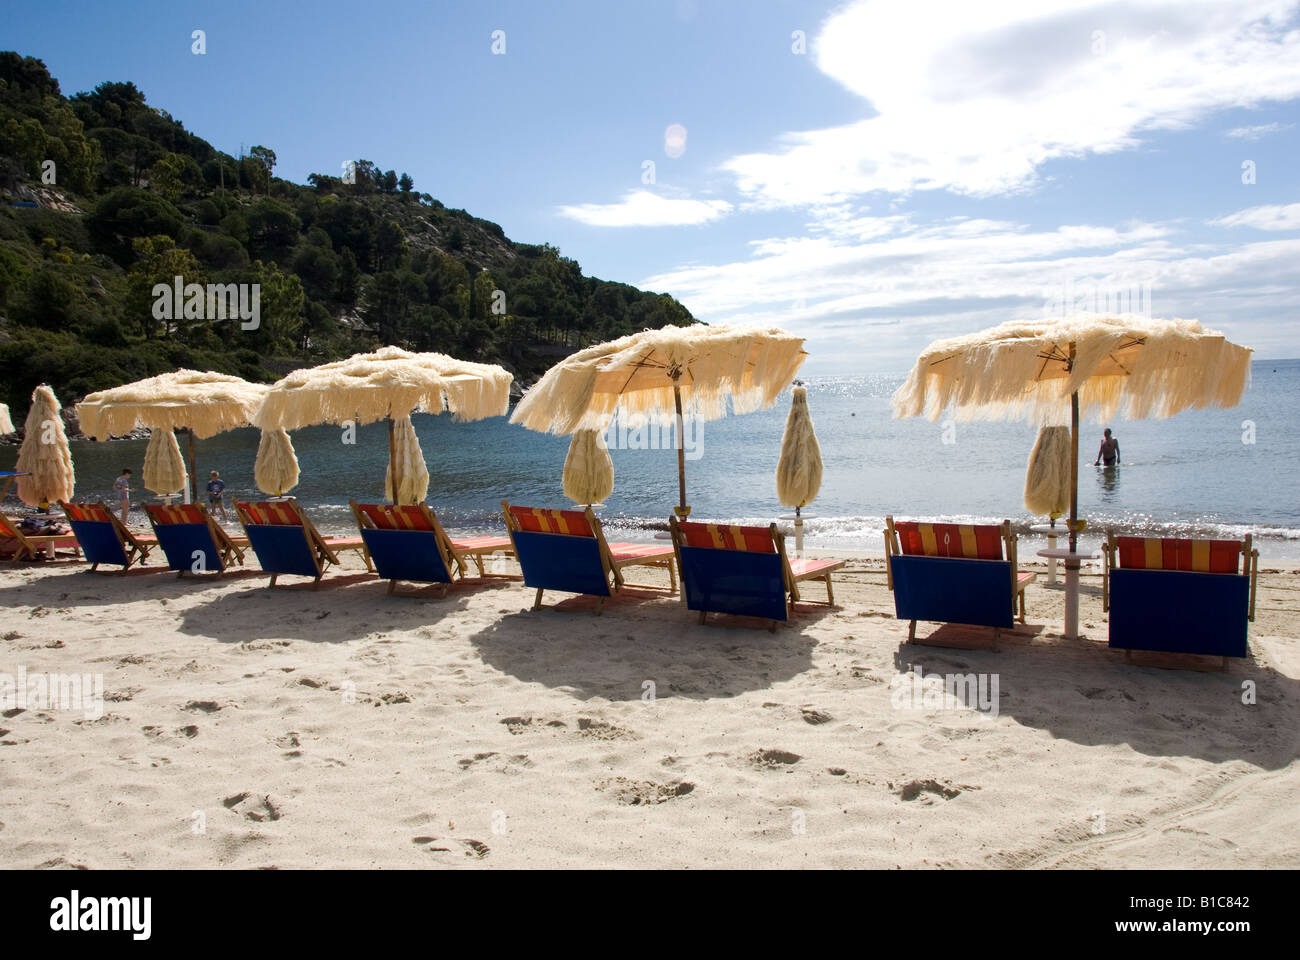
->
(7, 0, 1300, 372)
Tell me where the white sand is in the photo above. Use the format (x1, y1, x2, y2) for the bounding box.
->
(1, 549, 1297, 869)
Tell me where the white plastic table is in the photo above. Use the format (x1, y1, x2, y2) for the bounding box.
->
(1038, 547, 1100, 640)
(1029, 523, 1067, 584)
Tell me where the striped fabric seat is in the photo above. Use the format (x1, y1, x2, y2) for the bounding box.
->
(892, 521, 1005, 561)
(145, 503, 209, 525)
(450, 534, 513, 551)
(609, 543, 675, 562)
(506, 506, 595, 538)
(354, 503, 437, 532)
(62, 501, 116, 524)
(237, 500, 303, 526)
(1114, 536, 1242, 574)
(675, 521, 778, 553)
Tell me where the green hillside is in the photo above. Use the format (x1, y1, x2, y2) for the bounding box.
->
(0, 52, 694, 422)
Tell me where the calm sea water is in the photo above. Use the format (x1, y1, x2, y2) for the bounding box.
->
(5, 359, 1299, 563)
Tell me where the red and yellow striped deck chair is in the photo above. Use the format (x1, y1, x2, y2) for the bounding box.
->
(235, 498, 372, 588)
(1103, 531, 1258, 666)
(0, 513, 81, 565)
(670, 518, 846, 629)
(884, 517, 1034, 649)
(144, 502, 247, 577)
(350, 501, 516, 594)
(60, 500, 156, 573)
(501, 501, 676, 614)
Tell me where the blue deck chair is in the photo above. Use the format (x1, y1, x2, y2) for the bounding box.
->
(60, 500, 156, 573)
(1103, 532, 1258, 669)
(144, 503, 246, 577)
(235, 498, 372, 589)
(502, 501, 676, 614)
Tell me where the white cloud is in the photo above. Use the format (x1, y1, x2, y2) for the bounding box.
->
(557, 190, 732, 227)
(1224, 121, 1293, 139)
(722, 0, 1300, 206)
(641, 215, 1300, 372)
(1209, 202, 1300, 230)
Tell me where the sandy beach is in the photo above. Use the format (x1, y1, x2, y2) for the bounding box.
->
(1, 548, 1296, 869)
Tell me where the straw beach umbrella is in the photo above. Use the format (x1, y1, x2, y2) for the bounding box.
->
(0, 403, 13, 435)
(253, 346, 512, 505)
(78, 369, 268, 501)
(1023, 425, 1071, 519)
(15, 385, 76, 506)
(776, 384, 823, 555)
(142, 429, 188, 497)
(385, 414, 430, 504)
(892, 313, 1252, 639)
(511, 324, 807, 515)
(254, 428, 300, 497)
(562, 429, 614, 506)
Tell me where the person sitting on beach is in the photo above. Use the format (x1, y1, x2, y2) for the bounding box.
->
(113, 468, 132, 524)
(1094, 429, 1120, 467)
(19, 513, 70, 559)
(206, 470, 228, 520)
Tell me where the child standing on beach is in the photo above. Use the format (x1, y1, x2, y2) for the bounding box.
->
(206, 470, 228, 520)
(113, 468, 132, 524)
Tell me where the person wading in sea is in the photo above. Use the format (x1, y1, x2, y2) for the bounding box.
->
(1094, 428, 1120, 467)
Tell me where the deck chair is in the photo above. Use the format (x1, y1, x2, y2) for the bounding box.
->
(350, 501, 515, 595)
(1103, 532, 1258, 669)
(60, 500, 156, 573)
(501, 500, 677, 614)
(144, 503, 247, 577)
(884, 516, 1035, 650)
(235, 499, 373, 588)
(0, 513, 81, 565)
(670, 518, 846, 630)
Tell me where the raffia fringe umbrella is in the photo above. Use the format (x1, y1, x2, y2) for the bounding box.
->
(254, 346, 512, 505)
(78, 370, 268, 501)
(385, 415, 430, 504)
(15, 386, 75, 506)
(563, 429, 614, 506)
(512, 324, 807, 515)
(892, 313, 1252, 639)
(1023, 425, 1071, 518)
(142, 429, 188, 497)
(775, 384, 823, 554)
(254, 428, 300, 497)
(0, 403, 13, 435)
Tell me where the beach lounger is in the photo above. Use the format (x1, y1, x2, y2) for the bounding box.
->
(884, 517, 1034, 650)
(350, 501, 515, 595)
(670, 518, 846, 630)
(1103, 532, 1258, 668)
(501, 500, 677, 614)
(0, 513, 81, 565)
(144, 503, 247, 577)
(235, 498, 373, 588)
(60, 500, 156, 573)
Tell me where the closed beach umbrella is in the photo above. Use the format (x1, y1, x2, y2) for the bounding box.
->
(15, 385, 75, 506)
(1023, 425, 1071, 519)
(254, 346, 512, 505)
(776, 385, 823, 511)
(0, 403, 13, 435)
(254, 427, 300, 497)
(511, 324, 807, 516)
(142, 429, 188, 496)
(562, 429, 614, 506)
(384, 414, 430, 504)
(892, 313, 1252, 639)
(78, 369, 268, 501)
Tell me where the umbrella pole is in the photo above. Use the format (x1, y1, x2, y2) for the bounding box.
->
(388, 416, 399, 505)
(1064, 369, 1082, 641)
(673, 379, 688, 517)
(186, 430, 196, 505)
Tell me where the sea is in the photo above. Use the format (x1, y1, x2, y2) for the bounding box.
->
(5, 359, 1299, 565)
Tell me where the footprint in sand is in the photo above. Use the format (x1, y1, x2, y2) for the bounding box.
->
(458, 752, 532, 771)
(597, 777, 695, 805)
(412, 836, 491, 859)
(576, 717, 638, 741)
(893, 778, 970, 802)
(273, 732, 300, 750)
(223, 793, 282, 822)
(800, 708, 834, 725)
(184, 700, 222, 713)
(749, 749, 802, 769)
